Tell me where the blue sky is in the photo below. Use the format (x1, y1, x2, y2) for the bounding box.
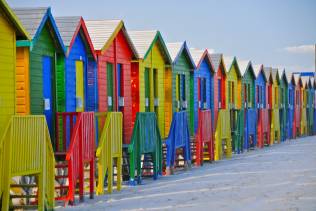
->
(8, 0, 316, 72)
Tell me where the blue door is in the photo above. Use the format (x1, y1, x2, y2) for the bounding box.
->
(42, 56, 54, 137)
(117, 64, 123, 111)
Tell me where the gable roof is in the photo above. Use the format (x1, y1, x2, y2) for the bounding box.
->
(166, 41, 195, 69)
(210, 53, 226, 74)
(190, 48, 214, 71)
(280, 69, 288, 85)
(0, 0, 30, 40)
(263, 67, 273, 83)
(301, 76, 310, 88)
(238, 59, 256, 80)
(13, 7, 65, 52)
(271, 68, 280, 84)
(223, 56, 242, 78)
(286, 72, 295, 86)
(85, 19, 137, 59)
(128, 30, 171, 63)
(55, 16, 96, 60)
(254, 64, 267, 82)
(293, 74, 303, 87)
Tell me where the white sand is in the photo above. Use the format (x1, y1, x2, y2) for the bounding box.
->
(58, 136, 316, 211)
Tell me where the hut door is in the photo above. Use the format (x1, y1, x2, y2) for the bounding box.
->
(218, 79, 221, 109)
(176, 74, 180, 111)
(75, 61, 84, 112)
(107, 63, 114, 111)
(200, 78, 206, 109)
(244, 84, 247, 108)
(42, 56, 54, 137)
(144, 68, 150, 112)
(117, 64, 123, 111)
(181, 74, 186, 110)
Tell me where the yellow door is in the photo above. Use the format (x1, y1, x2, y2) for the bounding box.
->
(76, 61, 84, 112)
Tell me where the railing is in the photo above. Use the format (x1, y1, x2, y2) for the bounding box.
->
(214, 109, 232, 161)
(300, 108, 307, 136)
(295, 107, 301, 134)
(55, 112, 78, 152)
(128, 112, 162, 185)
(195, 110, 213, 166)
(95, 112, 123, 195)
(0, 116, 55, 211)
(244, 108, 257, 150)
(257, 109, 270, 148)
(56, 112, 95, 204)
(165, 111, 191, 171)
(231, 109, 243, 154)
(270, 108, 280, 144)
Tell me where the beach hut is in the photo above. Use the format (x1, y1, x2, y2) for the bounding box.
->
(86, 20, 138, 143)
(270, 68, 281, 144)
(300, 76, 309, 136)
(166, 42, 196, 134)
(13, 7, 66, 138)
(224, 56, 243, 153)
(279, 69, 288, 141)
(210, 53, 227, 133)
(0, 0, 30, 139)
(286, 72, 296, 139)
(263, 67, 274, 145)
(254, 65, 269, 147)
(303, 76, 314, 135)
(293, 74, 303, 136)
(190, 49, 214, 133)
(307, 77, 314, 135)
(55, 17, 97, 112)
(128, 30, 172, 139)
(239, 60, 257, 150)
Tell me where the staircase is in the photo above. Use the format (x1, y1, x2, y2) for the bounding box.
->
(54, 112, 95, 206)
(0, 116, 55, 211)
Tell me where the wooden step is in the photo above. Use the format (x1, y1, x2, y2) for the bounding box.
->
(55, 163, 68, 168)
(10, 184, 37, 188)
(55, 152, 67, 156)
(10, 194, 37, 199)
(55, 185, 69, 190)
(55, 175, 68, 179)
(10, 205, 38, 210)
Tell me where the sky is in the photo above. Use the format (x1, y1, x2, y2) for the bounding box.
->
(7, 0, 316, 73)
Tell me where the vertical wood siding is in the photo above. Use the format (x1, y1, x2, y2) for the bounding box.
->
(65, 32, 87, 112)
(171, 51, 193, 134)
(29, 22, 64, 114)
(139, 41, 166, 137)
(0, 10, 15, 136)
(16, 47, 29, 114)
(98, 30, 134, 143)
(193, 59, 213, 133)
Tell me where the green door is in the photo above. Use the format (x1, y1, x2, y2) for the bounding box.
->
(144, 67, 150, 112)
(107, 63, 114, 111)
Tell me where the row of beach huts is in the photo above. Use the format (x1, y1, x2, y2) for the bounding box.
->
(0, 0, 315, 210)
